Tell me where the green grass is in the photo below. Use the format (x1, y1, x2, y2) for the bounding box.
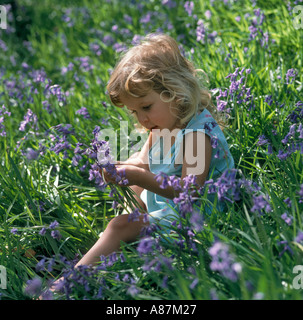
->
(0, 0, 302, 300)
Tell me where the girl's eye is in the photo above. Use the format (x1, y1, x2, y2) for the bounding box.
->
(129, 110, 137, 114)
(142, 105, 151, 111)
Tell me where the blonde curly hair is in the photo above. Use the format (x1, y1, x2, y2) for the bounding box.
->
(107, 33, 218, 127)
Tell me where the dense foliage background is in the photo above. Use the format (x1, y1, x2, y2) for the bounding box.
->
(0, 0, 302, 300)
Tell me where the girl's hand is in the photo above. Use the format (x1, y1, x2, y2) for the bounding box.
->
(117, 152, 149, 170)
(102, 164, 141, 187)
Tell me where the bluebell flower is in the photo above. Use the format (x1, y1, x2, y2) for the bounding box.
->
(128, 208, 141, 222)
(49, 220, 59, 229)
(76, 106, 91, 119)
(51, 230, 62, 240)
(127, 285, 139, 297)
(277, 240, 293, 257)
(295, 231, 303, 243)
(35, 258, 46, 272)
(24, 277, 42, 296)
(39, 227, 47, 236)
(137, 237, 155, 255)
(257, 134, 269, 146)
(251, 194, 272, 215)
(209, 241, 242, 282)
(19, 109, 38, 132)
(10, 227, 18, 234)
(281, 212, 293, 226)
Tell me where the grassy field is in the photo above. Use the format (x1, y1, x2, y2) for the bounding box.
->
(0, 0, 302, 300)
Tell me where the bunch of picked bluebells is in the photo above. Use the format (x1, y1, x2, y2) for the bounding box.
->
(87, 127, 128, 192)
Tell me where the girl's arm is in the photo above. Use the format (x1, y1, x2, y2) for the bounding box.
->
(109, 131, 212, 200)
(181, 131, 212, 187)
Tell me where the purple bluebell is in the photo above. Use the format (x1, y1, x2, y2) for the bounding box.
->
(184, 1, 194, 16)
(281, 212, 293, 226)
(49, 220, 59, 229)
(277, 240, 293, 257)
(137, 237, 155, 255)
(155, 172, 169, 189)
(128, 208, 141, 222)
(51, 230, 62, 240)
(24, 148, 39, 160)
(72, 154, 82, 166)
(39, 227, 47, 236)
(295, 231, 303, 243)
(127, 285, 139, 297)
(76, 107, 91, 119)
(162, 0, 177, 8)
(24, 277, 42, 296)
(53, 123, 74, 135)
(19, 109, 38, 132)
(284, 197, 292, 208)
(251, 194, 272, 215)
(257, 134, 269, 146)
(0, 104, 11, 136)
(35, 258, 46, 272)
(277, 149, 289, 161)
(285, 68, 298, 84)
(47, 84, 66, 104)
(10, 227, 18, 234)
(196, 19, 206, 43)
(190, 211, 204, 232)
(209, 241, 242, 282)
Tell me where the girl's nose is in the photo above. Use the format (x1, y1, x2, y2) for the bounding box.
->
(137, 112, 148, 125)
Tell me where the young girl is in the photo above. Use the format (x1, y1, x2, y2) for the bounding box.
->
(74, 33, 234, 267)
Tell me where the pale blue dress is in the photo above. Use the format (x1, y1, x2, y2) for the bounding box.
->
(140, 109, 235, 231)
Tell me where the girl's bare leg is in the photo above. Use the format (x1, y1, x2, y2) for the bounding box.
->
(128, 185, 147, 213)
(76, 185, 147, 267)
(75, 213, 148, 267)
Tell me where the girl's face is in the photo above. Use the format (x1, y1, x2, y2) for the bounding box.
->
(120, 90, 179, 132)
